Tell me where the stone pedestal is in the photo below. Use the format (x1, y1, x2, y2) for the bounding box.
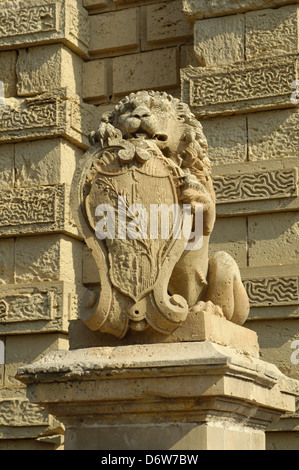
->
(16, 313, 299, 450)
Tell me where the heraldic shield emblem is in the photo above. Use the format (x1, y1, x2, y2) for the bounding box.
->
(71, 136, 190, 339)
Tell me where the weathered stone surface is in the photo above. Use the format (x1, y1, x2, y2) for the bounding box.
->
(181, 55, 299, 118)
(0, 144, 15, 189)
(16, 340, 299, 450)
(112, 48, 178, 96)
(248, 109, 299, 161)
(14, 139, 83, 188)
(0, 89, 100, 149)
(194, 14, 244, 66)
(248, 212, 299, 267)
(89, 8, 139, 56)
(209, 217, 247, 268)
(14, 235, 82, 284)
(0, 282, 77, 335)
(0, 239, 14, 285)
(202, 116, 247, 165)
(83, 59, 110, 102)
(182, 0, 299, 20)
(246, 5, 299, 60)
(0, 0, 89, 57)
(16, 45, 83, 97)
(141, 1, 193, 49)
(0, 51, 17, 98)
(5, 334, 69, 387)
(247, 319, 299, 380)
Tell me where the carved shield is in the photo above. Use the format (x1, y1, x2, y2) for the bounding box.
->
(71, 139, 189, 338)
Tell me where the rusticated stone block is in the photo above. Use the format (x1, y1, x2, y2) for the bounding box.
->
(83, 59, 110, 102)
(89, 8, 139, 56)
(247, 319, 299, 380)
(0, 89, 100, 149)
(112, 48, 178, 96)
(0, 51, 17, 98)
(141, 1, 193, 49)
(248, 109, 299, 161)
(0, 144, 15, 189)
(0, 0, 89, 57)
(0, 282, 77, 335)
(0, 184, 79, 237)
(5, 334, 67, 387)
(246, 5, 299, 60)
(182, 0, 299, 20)
(194, 14, 244, 66)
(0, 239, 14, 285)
(14, 235, 82, 284)
(213, 168, 298, 204)
(181, 55, 299, 118)
(209, 216, 247, 268)
(202, 116, 247, 165)
(16, 45, 83, 97)
(248, 211, 299, 267)
(14, 139, 83, 187)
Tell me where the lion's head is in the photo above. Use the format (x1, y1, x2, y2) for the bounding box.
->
(89, 91, 214, 199)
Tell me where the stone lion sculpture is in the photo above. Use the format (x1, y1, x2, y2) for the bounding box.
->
(86, 90, 249, 329)
(71, 91, 249, 338)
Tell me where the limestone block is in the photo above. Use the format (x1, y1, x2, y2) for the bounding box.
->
(246, 5, 299, 60)
(248, 109, 299, 161)
(14, 235, 82, 284)
(247, 319, 299, 380)
(0, 144, 15, 189)
(194, 15, 244, 66)
(209, 217, 247, 268)
(89, 8, 139, 56)
(202, 116, 247, 165)
(0, 89, 99, 149)
(0, 281, 77, 335)
(5, 334, 68, 387)
(182, 0, 299, 20)
(0, 0, 89, 57)
(14, 139, 83, 187)
(141, 1, 193, 49)
(112, 48, 178, 96)
(0, 184, 79, 238)
(0, 51, 17, 98)
(180, 44, 200, 68)
(16, 45, 83, 97)
(181, 55, 299, 118)
(0, 239, 14, 285)
(267, 431, 299, 451)
(83, 59, 110, 102)
(248, 212, 299, 267)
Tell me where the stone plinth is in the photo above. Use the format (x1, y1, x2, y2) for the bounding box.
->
(16, 315, 299, 450)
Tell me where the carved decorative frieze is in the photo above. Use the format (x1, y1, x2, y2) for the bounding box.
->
(0, 282, 75, 334)
(0, 0, 89, 57)
(181, 55, 299, 117)
(213, 168, 298, 203)
(0, 90, 94, 148)
(244, 277, 299, 306)
(0, 184, 79, 237)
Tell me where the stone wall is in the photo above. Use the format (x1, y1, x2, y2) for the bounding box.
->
(0, 0, 298, 450)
